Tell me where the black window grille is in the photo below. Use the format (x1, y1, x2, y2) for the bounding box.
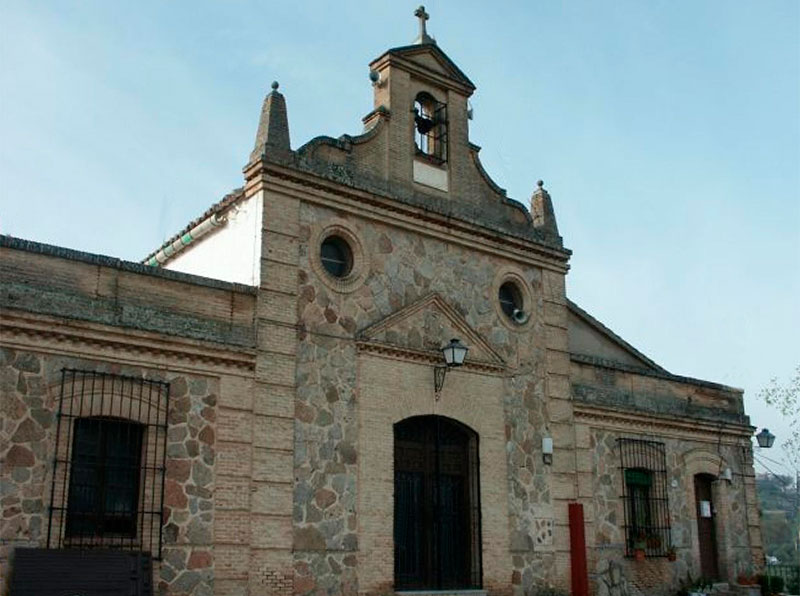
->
(413, 93, 447, 164)
(617, 438, 671, 557)
(47, 369, 170, 559)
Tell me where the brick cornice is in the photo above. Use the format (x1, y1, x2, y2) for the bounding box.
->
(1, 311, 256, 373)
(573, 403, 755, 442)
(244, 162, 571, 273)
(570, 352, 741, 395)
(355, 339, 505, 374)
(358, 292, 506, 366)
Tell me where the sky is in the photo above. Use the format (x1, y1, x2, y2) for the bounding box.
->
(1, 1, 798, 474)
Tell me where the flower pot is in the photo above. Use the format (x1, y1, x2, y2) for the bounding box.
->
(736, 574, 756, 586)
(646, 537, 662, 549)
(633, 549, 646, 562)
(667, 552, 677, 562)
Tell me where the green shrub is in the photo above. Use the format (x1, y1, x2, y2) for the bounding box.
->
(757, 573, 785, 596)
(675, 573, 713, 596)
(788, 577, 800, 594)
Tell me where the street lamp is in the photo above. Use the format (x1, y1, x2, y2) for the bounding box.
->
(756, 428, 776, 449)
(434, 338, 468, 395)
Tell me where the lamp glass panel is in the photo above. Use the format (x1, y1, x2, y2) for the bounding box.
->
(441, 339, 468, 367)
(442, 345, 455, 366)
(452, 344, 467, 365)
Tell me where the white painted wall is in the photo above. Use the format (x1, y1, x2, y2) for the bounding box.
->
(165, 191, 262, 286)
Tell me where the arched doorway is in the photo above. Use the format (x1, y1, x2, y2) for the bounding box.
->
(394, 415, 481, 590)
(694, 473, 720, 580)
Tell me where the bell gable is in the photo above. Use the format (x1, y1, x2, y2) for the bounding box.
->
(371, 43, 476, 96)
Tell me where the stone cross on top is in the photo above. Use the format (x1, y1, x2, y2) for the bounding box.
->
(413, 5, 436, 45)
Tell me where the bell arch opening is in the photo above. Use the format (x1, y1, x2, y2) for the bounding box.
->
(413, 92, 447, 163)
(393, 415, 482, 590)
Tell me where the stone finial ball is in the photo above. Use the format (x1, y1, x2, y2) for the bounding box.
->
(271, 81, 279, 91)
(537, 180, 544, 188)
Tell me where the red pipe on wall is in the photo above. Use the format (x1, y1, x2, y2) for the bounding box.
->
(569, 502, 589, 596)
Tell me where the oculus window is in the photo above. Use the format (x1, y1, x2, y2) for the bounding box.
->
(498, 282, 522, 321)
(320, 235, 354, 278)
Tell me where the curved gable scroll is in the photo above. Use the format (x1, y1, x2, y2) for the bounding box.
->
(468, 143, 533, 227)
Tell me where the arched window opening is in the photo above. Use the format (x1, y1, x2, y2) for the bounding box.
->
(413, 92, 447, 164)
(394, 415, 481, 590)
(66, 417, 144, 538)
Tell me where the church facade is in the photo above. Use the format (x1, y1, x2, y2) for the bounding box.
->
(0, 10, 763, 596)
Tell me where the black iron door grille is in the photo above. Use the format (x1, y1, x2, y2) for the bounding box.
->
(47, 369, 170, 559)
(394, 415, 481, 590)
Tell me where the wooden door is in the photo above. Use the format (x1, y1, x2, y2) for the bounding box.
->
(694, 474, 720, 580)
(394, 416, 479, 590)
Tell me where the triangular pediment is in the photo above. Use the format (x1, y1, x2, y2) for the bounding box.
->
(407, 52, 452, 78)
(379, 44, 476, 91)
(567, 300, 667, 373)
(358, 293, 503, 366)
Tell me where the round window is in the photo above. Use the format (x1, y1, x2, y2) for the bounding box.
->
(320, 235, 353, 278)
(498, 282, 522, 320)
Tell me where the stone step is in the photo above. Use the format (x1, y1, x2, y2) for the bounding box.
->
(395, 591, 487, 596)
(726, 585, 762, 596)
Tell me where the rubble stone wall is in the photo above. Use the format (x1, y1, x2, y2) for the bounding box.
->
(585, 425, 759, 596)
(0, 347, 246, 596)
(291, 199, 573, 595)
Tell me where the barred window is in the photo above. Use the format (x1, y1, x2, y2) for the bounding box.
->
(617, 438, 671, 557)
(66, 417, 144, 538)
(48, 370, 169, 558)
(625, 469, 653, 539)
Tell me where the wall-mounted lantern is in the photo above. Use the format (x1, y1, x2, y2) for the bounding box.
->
(434, 338, 468, 396)
(542, 437, 554, 465)
(756, 428, 776, 449)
